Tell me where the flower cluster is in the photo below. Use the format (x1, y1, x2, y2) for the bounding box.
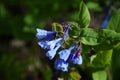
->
(36, 23, 82, 71)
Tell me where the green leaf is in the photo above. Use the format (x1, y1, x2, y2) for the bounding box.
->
(80, 28, 99, 45)
(80, 28, 120, 46)
(111, 45, 120, 80)
(92, 70, 107, 80)
(69, 71, 81, 80)
(107, 9, 120, 33)
(51, 22, 63, 33)
(69, 22, 80, 36)
(95, 29, 120, 50)
(91, 49, 112, 68)
(79, 1, 90, 28)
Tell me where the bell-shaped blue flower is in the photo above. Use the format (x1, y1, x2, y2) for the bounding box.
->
(73, 55, 82, 64)
(67, 50, 78, 62)
(38, 38, 62, 50)
(36, 28, 56, 39)
(67, 49, 82, 65)
(54, 59, 68, 71)
(46, 44, 61, 59)
(47, 38, 62, 50)
(38, 40, 49, 49)
(58, 44, 75, 61)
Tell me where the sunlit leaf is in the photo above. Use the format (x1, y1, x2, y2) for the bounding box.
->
(80, 28, 120, 46)
(107, 9, 120, 33)
(79, 1, 90, 28)
(91, 49, 112, 68)
(95, 29, 120, 50)
(80, 28, 99, 45)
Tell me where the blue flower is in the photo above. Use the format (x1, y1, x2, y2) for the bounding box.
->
(47, 38, 62, 50)
(38, 40, 49, 49)
(101, 14, 110, 29)
(67, 50, 78, 62)
(38, 38, 62, 50)
(67, 49, 82, 65)
(46, 44, 61, 59)
(71, 49, 82, 64)
(73, 55, 82, 64)
(36, 26, 83, 72)
(36, 28, 56, 39)
(54, 59, 69, 71)
(58, 49, 71, 61)
(58, 44, 75, 61)
(63, 28, 70, 40)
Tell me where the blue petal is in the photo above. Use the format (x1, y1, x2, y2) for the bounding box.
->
(46, 44, 61, 59)
(67, 50, 78, 62)
(54, 59, 68, 71)
(36, 28, 55, 39)
(101, 14, 110, 29)
(59, 44, 75, 61)
(73, 55, 82, 64)
(68, 44, 76, 51)
(63, 28, 69, 40)
(47, 38, 62, 50)
(38, 38, 62, 50)
(38, 38, 52, 49)
(58, 49, 71, 61)
(38, 40, 48, 49)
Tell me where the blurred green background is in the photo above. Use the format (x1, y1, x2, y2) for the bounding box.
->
(0, 0, 120, 80)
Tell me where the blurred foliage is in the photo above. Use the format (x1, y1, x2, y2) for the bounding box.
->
(0, 0, 120, 80)
(0, 54, 25, 80)
(92, 70, 107, 80)
(0, 0, 81, 40)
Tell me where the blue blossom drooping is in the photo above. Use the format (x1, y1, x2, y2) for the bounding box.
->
(38, 40, 49, 49)
(73, 55, 82, 64)
(36, 28, 56, 39)
(58, 44, 75, 61)
(38, 38, 62, 50)
(36, 23, 83, 72)
(72, 48, 82, 65)
(67, 50, 78, 62)
(46, 44, 61, 59)
(67, 49, 82, 65)
(47, 38, 62, 50)
(54, 58, 69, 71)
